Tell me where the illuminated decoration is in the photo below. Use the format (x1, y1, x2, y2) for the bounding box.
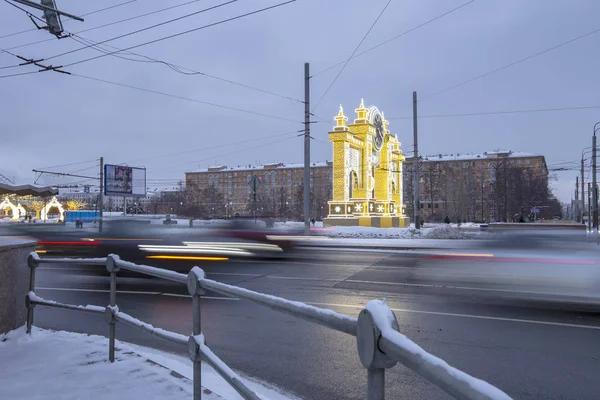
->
(0, 197, 20, 220)
(324, 100, 409, 228)
(40, 196, 65, 222)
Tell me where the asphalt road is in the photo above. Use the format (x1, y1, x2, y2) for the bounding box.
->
(32, 247, 600, 400)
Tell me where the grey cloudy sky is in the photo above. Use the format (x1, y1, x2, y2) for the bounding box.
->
(1, 0, 599, 202)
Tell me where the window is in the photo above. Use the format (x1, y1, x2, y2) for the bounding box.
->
(517, 160, 522, 165)
(435, 204, 439, 209)
(526, 159, 531, 165)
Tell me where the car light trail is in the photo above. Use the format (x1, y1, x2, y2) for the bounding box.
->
(145, 255, 229, 261)
(138, 245, 252, 257)
(37, 241, 101, 246)
(82, 238, 163, 242)
(183, 242, 282, 252)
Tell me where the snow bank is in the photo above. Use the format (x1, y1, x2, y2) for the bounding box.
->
(0, 327, 300, 400)
(318, 224, 468, 239)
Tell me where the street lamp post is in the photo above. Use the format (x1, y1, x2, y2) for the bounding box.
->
(593, 122, 600, 232)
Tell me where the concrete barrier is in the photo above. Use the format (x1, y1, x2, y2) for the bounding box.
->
(0, 238, 35, 333)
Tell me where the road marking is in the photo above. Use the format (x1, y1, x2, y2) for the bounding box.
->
(161, 293, 238, 300)
(267, 276, 347, 282)
(304, 302, 600, 331)
(208, 272, 262, 277)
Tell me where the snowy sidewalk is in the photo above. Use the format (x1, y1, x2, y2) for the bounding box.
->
(0, 327, 299, 400)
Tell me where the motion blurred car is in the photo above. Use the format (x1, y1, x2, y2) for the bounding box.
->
(217, 218, 305, 252)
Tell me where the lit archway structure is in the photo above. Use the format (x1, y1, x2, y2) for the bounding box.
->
(324, 100, 409, 228)
(0, 197, 20, 220)
(40, 196, 65, 222)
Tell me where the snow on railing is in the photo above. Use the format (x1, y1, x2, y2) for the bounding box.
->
(195, 268, 357, 336)
(26, 252, 513, 400)
(107, 305, 188, 345)
(27, 291, 105, 314)
(32, 252, 107, 265)
(113, 256, 187, 284)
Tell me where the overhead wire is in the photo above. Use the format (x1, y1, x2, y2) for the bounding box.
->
(43, 0, 240, 63)
(311, 0, 476, 77)
(424, 25, 600, 101)
(59, 1, 297, 69)
(126, 130, 303, 164)
(66, 33, 304, 103)
(3, 0, 205, 51)
(71, 73, 302, 123)
(38, 159, 99, 170)
(312, 0, 392, 111)
(0, 0, 136, 40)
(158, 133, 301, 172)
(386, 104, 600, 120)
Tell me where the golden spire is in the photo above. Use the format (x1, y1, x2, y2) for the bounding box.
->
(334, 104, 348, 131)
(354, 98, 368, 123)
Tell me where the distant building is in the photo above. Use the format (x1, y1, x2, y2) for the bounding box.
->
(185, 162, 332, 219)
(403, 150, 549, 223)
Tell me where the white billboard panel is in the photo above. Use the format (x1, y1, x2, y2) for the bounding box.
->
(104, 164, 146, 197)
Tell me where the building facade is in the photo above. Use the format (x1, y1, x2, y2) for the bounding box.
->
(185, 162, 332, 219)
(403, 151, 549, 223)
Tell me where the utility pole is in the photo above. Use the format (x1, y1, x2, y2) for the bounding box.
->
(581, 157, 585, 224)
(412, 91, 420, 229)
(303, 62, 311, 234)
(593, 127, 599, 232)
(588, 183, 592, 233)
(99, 157, 104, 233)
(575, 176, 579, 222)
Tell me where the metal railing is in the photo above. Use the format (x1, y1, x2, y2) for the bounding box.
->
(25, 252, 512, 400)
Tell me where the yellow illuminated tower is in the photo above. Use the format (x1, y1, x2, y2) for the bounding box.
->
(324, 99, 409, 228)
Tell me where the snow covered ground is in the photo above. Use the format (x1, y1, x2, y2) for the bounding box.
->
(0, 327, 300, 400)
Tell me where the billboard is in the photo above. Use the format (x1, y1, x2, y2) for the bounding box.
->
(104, 164, 146, 197)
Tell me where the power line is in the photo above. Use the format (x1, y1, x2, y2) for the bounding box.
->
(127, 130, 302, 164)
(312, 0, 392, 111)
(60, 1, 297, 69)
(3, 0, 205, 51)
(45, 0, 239, 63)
(1, 2, 304, 105)
(159, 134, 301, 172)
(312, 0, 476, 77)
(425, 25, 600, 100)
(67, 33, 304, 103)
(71, 73, 302, 124)
(0, 69, 38, 79)
(38, 159, 98, 170)
(387, 104, 600, 120)
(0, 0, 136, 40)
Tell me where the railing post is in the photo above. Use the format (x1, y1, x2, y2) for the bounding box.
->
(105, 254, 120, 363)
(26, 253, 39, 334)
(187, 267, 206, 400)
(356, 300, 399, 400)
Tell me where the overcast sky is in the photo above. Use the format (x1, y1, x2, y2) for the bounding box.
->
(1, 0, 599, 202)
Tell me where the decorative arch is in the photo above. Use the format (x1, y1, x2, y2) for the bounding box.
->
(40, 196, 65, 222)
(0, 197, 19, 220)
(348, 171, 358, 198)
